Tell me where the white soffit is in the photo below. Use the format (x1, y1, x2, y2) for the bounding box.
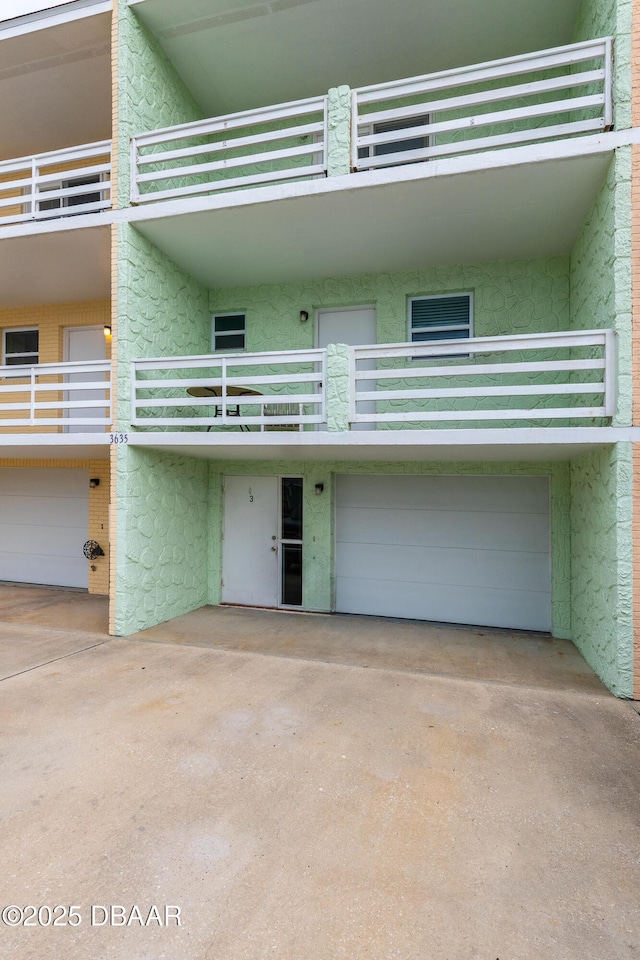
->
(131, 151, 611, 290)
(0, 226, 111, 306)
(0, 11, 112, 160)
(129, 0, 583, 115)
(127, 430, 625, 464)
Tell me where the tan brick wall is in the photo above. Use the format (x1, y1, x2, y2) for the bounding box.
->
(0, 457, 110, 596)
(108, 444, 118, 634)
(634, 445, 640, 698)
(0, 300, 111, 434)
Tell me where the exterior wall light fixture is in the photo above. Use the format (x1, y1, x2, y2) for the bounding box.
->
(314, 483, 324, 495)
(299, 310, 309, 323)
(103, 325, 112, 339)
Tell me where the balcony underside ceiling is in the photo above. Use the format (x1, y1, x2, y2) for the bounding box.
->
(130, 150, 611, 290)
(0, 11, 111, 160)
(129, 0, 583, 115)
(0, 225, 111, 307)
(128, 429, 630, 464)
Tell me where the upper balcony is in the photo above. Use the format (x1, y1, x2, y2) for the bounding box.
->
(126, 38, 619, 290)
(0, 140, 112, 228)
(131, 38, 612, 206)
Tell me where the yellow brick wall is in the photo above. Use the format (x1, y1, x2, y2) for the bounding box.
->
(634, 445, 640, 699)
(0, 457, 110, 596)
(0, 300, 111, 434)
(632, 0, 640, 696)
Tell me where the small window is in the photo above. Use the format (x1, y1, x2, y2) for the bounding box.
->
(409, 294, 472, 346)
(358, 114, 430, 167)
(37, 174, 103, 214)
(212, 313, 246, 352)
(3, 328, 39, 367)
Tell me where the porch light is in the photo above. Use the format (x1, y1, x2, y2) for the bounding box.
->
(103, 325, 112, 339)
(314, 483, 324, 495)
(299, 310, 309, 323)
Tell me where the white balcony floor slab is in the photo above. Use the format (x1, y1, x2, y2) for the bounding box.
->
(129, 0, 581, 117)
(127, 427, 635, 463)
(129, 144, 613, 289)
(0, 224, 110, 307)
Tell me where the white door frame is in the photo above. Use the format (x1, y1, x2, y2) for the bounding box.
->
(315, 304, 377, 347)
(222, 474, 304, 609)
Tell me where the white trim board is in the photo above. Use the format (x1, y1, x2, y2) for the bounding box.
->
(0, 1, 111, 38)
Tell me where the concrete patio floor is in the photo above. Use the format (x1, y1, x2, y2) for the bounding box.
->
(0, 593, 638, 959)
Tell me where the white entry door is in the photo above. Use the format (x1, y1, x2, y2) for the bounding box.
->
(222, 476, 279, 607)
(317, 307, 376, 430)
(64, 326, 106, 433)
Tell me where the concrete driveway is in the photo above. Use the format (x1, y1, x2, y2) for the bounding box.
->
(0, 605, 638, 959)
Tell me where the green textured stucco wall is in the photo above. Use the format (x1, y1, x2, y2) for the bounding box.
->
(114, 446, 209, 635)
(207, 459, 571, 640)
(574, 0, 631, 128)
(116, 0, 204, 205)
(115, 223, 211, 427)
(113, 223, 211, 633)
(210, 257, 570, 350)
(570, 443, 633, 697)
(569, 149, 632, 424)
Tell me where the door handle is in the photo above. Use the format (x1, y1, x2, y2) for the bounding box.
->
(271, 545, 278, 553)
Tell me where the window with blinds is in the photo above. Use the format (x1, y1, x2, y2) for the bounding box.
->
(409, 294, 472, 344)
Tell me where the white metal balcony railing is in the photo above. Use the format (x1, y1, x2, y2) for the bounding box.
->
(131, 97, 328, 204)
(353, 38, 612, 170)
(130, 350, 327, 429)
(129, 330, 615, 434)
(0, 360, 112, 429)
(0, 141, 112, 226)
(349, 330, 616, 426)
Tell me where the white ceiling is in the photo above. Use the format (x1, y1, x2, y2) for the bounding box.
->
(130, 0, 583, 116)
(0, 225, 111, 306)
(130, 151, 611, 291)
(0, 11, 111, 160)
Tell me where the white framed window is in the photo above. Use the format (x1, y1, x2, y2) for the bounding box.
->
(212, 313, 246, 352)
(408, 293, 473, 347)
(37, 174, 104, 214)
(3, 327, 39, 367)
(358, 114, 430, 167)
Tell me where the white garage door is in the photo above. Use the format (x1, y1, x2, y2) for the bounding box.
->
(0, 468, 89, 588)
(335, 475, 551, 631)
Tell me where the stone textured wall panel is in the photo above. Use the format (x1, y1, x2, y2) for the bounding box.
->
(114, 447, 209, 635)
(570, 442, 634, 697)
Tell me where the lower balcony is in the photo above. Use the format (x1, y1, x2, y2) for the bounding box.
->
(128, 329, 624, 462)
